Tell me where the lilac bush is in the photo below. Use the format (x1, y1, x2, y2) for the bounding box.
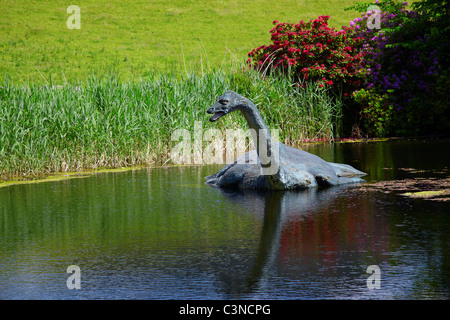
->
(348, 1, 448, 136)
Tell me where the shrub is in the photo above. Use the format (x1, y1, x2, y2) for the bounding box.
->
(249, 1, 449, 137)
(347, 0, 449, 136)
(247, 16, 368, 96)
(352, 88, 392, 137)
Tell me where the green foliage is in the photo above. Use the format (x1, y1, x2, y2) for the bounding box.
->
(345, 0, 449, 136)
(352, 88, 392, 137)
(406, 0, 450, 67)
(0, 68, 342, 179)
(345, 0, 402, 11)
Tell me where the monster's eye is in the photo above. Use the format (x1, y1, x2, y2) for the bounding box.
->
(219, 99, 228, 105)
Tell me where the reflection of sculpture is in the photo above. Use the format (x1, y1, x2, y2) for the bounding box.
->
(206, 91, 366, 190)
(215, 186, 346, 297)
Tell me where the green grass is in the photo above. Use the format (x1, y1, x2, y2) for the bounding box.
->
(0, 67, 342, 179)
(1, 0, 363, 83)
(0, 0, 363, 179)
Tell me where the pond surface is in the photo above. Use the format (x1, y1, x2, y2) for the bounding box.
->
(1, 139, 449, 300)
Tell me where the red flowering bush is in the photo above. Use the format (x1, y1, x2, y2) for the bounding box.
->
(248, 16, 368, 95)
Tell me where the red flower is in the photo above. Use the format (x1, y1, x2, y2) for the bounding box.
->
(248, 14, 367, 95)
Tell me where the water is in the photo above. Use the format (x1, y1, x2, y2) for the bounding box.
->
(0, 139, 449, 300)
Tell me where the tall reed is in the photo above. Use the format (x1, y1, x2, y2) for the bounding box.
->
(0, 68, 342, 180)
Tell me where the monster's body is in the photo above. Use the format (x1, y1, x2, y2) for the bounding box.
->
(206, 91, 366, 190)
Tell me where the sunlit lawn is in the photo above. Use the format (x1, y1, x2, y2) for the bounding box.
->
(1, 0, 363, 84)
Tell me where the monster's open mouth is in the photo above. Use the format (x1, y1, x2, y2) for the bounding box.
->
(209, 111, 226, 122)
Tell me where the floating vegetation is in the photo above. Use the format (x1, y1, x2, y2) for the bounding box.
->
(401, 190, 449, 200)
(356, 167, 450, 202)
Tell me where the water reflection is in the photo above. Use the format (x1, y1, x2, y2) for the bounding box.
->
(209, 184, 395, 299)
(0, 140, 449, 299)
(215, 187, 347, 297)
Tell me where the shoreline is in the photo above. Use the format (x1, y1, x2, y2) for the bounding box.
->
(0, 137, 421, 188)
(0, 166, 147, 189)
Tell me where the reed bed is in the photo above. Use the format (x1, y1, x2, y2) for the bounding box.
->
(0, 68, 342, 180)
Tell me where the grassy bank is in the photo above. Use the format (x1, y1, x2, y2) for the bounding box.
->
(1, 0, 362, 83)
(0, 68, 342, 180)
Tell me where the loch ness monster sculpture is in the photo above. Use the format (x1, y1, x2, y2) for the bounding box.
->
(205, 91, 366, 190)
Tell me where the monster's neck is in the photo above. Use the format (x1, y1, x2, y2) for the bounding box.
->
(239, 100, 281, 182)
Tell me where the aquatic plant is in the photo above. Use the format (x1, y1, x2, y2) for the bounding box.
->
(0, 68, 342, 180)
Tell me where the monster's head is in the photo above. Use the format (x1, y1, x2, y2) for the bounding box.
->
(207, 90, 247, 122)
